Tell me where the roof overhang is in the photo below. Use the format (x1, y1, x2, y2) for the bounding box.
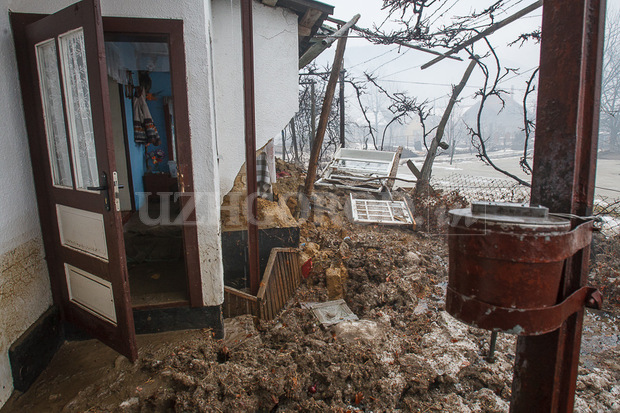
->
(260, 0, 334, 57)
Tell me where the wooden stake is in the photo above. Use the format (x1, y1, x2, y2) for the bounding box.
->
(303, 31, 349, 199)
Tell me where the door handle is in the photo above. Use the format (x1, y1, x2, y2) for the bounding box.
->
(87, 172, 111, 211)
(87, 184, 108, 191)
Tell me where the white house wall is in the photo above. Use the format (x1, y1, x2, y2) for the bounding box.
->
(0, 2, 53, 406)
(212, 0, 299, 201)
(7, 0, 224, 308)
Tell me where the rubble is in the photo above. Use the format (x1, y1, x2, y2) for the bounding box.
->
(4, 160, 619, 413)
(302, 299, 358, 326)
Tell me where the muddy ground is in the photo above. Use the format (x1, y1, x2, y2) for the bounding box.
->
(3, 162, 620, 412)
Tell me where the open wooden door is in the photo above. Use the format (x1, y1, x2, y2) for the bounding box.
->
(21, 0, 137, 360)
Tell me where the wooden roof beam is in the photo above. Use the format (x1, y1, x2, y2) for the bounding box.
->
(299, 8, 323, 37)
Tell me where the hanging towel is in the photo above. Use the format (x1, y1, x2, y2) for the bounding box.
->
(133, 91, 161, 146)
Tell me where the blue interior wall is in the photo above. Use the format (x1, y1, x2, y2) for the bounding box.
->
(144, 72, 172, 174)
(124, 71, 172, 210)
(123, 92, 145, 210)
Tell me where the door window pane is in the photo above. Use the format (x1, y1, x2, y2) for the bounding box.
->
(35, 39, 73, 188)
(58, 28, 99, 189)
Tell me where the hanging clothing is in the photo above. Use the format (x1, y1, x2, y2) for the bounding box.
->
(257, 151, 272, 199)
(133, 91, 161, 146)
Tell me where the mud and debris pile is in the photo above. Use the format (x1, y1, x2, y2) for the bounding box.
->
(5, 160, 620, 412)
(589, 232, 620, 312)
(220, 159, 303, 232)
(116, 178, 619, 412)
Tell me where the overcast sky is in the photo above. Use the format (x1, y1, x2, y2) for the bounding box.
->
(315, 0, 544, 111)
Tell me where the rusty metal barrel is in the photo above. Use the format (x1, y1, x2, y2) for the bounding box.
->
(446, 202, 595, 335)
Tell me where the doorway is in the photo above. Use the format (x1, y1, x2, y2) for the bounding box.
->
(103, 19, 204, 310)
(105, 38, 188, 308)
(11, 3, 204, 361)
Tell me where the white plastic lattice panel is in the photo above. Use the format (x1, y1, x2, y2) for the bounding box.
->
(302, 299, 359, 326)
(315, 148, 398, 193)
(332, 148, 395, 176)
(349, 194, 414, 225)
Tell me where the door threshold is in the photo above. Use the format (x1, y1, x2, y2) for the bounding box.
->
(131, 300, 189, 311)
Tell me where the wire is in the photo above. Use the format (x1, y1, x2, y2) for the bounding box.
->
(348, 46, 402, 69)
(380, 63, 424, 79)
(549, 213, 602, 222)
(596, 186, 620, 194)
(367, 48, 412, 74)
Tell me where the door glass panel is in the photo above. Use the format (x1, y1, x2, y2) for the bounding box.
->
(35, 39, 73, 188)
(58, 28, 99, 189)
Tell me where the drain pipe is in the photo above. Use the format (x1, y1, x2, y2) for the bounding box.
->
(241, 0, 260, 295)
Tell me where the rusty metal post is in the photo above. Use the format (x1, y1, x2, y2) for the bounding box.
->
(512, 0, 606, 411)
(241, 0, 260, 295)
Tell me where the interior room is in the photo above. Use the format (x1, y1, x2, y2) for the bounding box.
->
(105, 38, 188, 308)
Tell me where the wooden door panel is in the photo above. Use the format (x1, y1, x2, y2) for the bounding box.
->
(22, 0, 137, 361)
(56, 204, 109, 261)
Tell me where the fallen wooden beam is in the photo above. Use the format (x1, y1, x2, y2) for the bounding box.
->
(386, 146, 403, 189)
(303, 30, 350, 199)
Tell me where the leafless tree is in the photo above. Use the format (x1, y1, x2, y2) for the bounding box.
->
(464, 39, 530, 187)
(364, 74, 426, 151)
(519, 67, 538, 175)
(601, 6, 620, 152)
(367, 0, 509, 49)
(291, 1, 544, 192)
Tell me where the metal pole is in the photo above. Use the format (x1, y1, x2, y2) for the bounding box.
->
(487, 331, 498, 363)
(557, 1, 606, 410)
(281, 130, 286, 162)
(310, 80, 316, 153)
(511, 1, 606, 411)
(290, 118, 299, 163)
(339, 69, 346, 148)
(241, 0, 260, 295)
